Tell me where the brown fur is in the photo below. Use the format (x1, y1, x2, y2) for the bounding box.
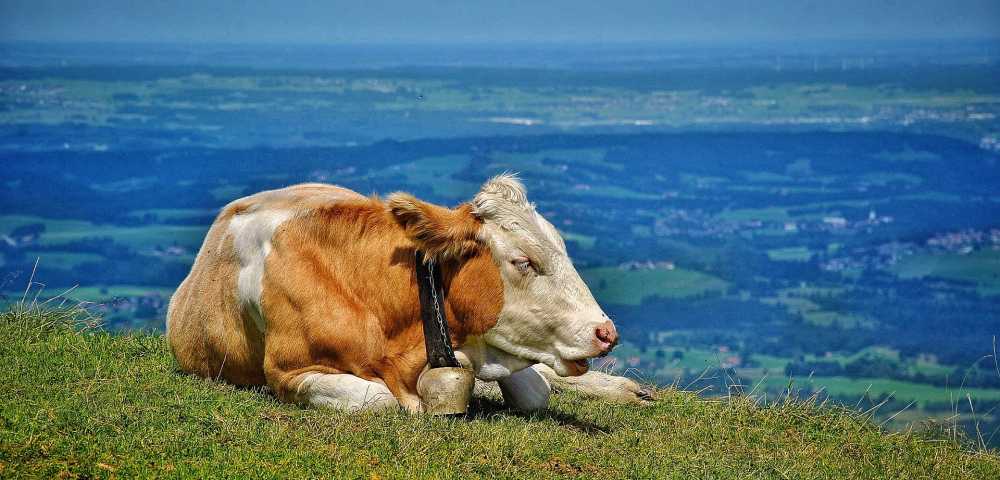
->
(386, 193, 483, 261)
(166, 184, 504, 406)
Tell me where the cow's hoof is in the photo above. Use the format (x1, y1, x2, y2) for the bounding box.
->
(585, 373, 657, 404)
(635, 385, 657, 402)
(417, 367, 475, 415)
(616, 377, 657, 403)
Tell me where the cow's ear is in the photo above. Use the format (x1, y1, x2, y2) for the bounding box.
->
(387, 193, 482, 260)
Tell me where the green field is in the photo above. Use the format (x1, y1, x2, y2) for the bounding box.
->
(2, 306, 997, 478)
(610, 343, 999, 419)
(761, 290, 870, 328)
(607, 344, 728, 377)
(715, 206, 793, 223)
(5, 73, 999, 139)
(764, 375, 1000, 408)
(0, 285, 174, 322)
(891, 249, 1000, 295)
(209, 184, 247, 202)
(0, 215, 209, 250)
(560, 232, 596, 249)
(582, 267, 728, 305)
(63, 285, 175, 303)
(128, 208, 218, 221)
(767, 246, 813, 262)
(745, 348, 955, 384)
(17, 251, 104, 269)
(371, 154, 481, 199)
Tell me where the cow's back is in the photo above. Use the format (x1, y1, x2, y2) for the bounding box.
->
(166, 184, 365, 385)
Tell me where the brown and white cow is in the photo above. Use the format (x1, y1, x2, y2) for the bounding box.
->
(167, 175, 651, 412)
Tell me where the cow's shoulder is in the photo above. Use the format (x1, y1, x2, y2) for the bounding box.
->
(221, 183, 366, 218)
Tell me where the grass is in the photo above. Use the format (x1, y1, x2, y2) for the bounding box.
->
(759, 375, 1000, 408)
(715, 207, 792, 223)
(485, 151, 661, 200)
(542, 148, 621, 171)
(860, 172, 923, 187)
(767, 246, 814, 262)
(891, 249, 1000, 296)
(762, 289, 872, 328)
(20, 251, 105, 269)
(0, 285, 174, 315)
(0, 215, 210, 250)
(127, 208, 218, 221)
(2, 305, 999, 478)
(370, 154, 481, 200)
(560, 231, 596, 250)
(629, 345, 1000, 408)
(209, 184, 247, 202)
(582, 267, 728, 305)
(61, 285, 176, 303)
(8, 74, 1000, 135)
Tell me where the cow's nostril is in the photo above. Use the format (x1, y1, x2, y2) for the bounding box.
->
(595, 320, 618, 351)
(596, 327, 612, 343)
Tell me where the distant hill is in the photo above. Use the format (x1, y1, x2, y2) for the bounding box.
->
(1, 304, 997, 479)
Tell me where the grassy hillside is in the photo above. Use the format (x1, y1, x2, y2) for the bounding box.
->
(1, 306, 998, 479)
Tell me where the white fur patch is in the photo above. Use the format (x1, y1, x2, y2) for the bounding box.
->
(296, 373, 399, 411)
(228, 209, 293, 333)
(457, 336, 535, 381)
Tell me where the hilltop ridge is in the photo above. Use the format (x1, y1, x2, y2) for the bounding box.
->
(0, 305, 997, 479)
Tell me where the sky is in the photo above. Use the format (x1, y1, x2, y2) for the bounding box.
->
(1, 0, 998, 45)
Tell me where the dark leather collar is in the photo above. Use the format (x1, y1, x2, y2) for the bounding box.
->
(415, 250, 461, 368)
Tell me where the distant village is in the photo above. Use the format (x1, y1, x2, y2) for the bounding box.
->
(822, 227, 1000, 273)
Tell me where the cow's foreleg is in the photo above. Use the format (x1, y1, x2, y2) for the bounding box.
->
(530, 364, 656, 404)
(283, 371, 400, 412)
(497, 365, 551, 411)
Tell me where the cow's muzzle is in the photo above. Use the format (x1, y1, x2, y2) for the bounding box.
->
(594, 319, 619, 357)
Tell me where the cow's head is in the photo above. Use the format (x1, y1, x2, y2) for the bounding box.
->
(388, 174, 617, 378)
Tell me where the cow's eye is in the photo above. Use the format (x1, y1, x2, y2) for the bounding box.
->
(511, 257, 534, 274)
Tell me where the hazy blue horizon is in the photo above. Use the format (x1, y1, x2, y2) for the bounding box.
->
(4, 36, 1000, 47)
(2, 1, 998, 45)
(4, 37, 998, 71)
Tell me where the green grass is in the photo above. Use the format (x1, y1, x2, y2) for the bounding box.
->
(748, 353, 794, 371)
(7, 75, 1000, 140)
(0, 215, 209, 250)
(484, 151, 660, 200)
(2, 306, 998, 478)
(541, 148, 620, 171)
(873, 147, 941, 163)
(0, 285, 175, 323)
(763, 375, 1000, 408)
(561, 232, 596, 249)
(715, 207, 792, 223)
(860, 172, 923, 187)
(372, 154, 481, 199)
(61, 285, 176, 303)
(891, 249, 1000, 295)
(747, 348, 956, 379)
(762, 288, 872, 328)
(209, 184, 247, 202)
(20, 251, 104, 269)
(767, 246, 813, 262)
(564, 184, 661, 201)
(582, 267, 728, 305)
(128, 208, 218, 221)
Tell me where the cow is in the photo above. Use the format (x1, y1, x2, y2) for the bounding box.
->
(167, 174, 652, 412)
